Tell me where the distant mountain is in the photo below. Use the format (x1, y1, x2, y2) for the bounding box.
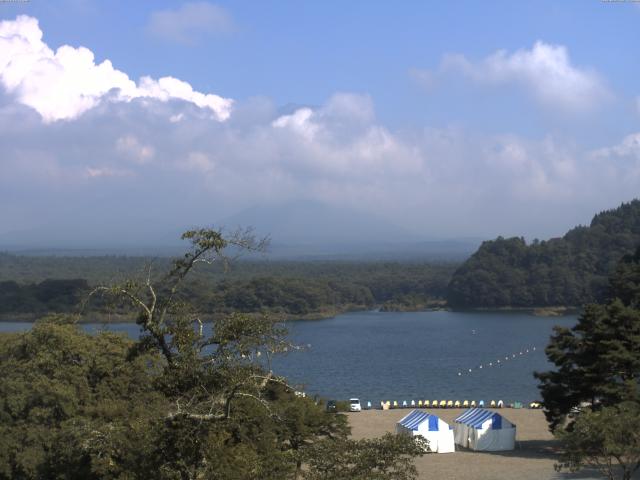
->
(217, 200, 481, 260)
(447, 200, 640, 308)
(217, 200, 420, 245)
(0, 200, 480, 260)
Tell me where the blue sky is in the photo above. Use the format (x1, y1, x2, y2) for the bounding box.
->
(18, 1, 639, 128)
(0, 1, 639, 246)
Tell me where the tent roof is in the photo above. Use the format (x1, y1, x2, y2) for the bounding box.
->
(397, 409, 443, 431)
(454, 408, 512, 429)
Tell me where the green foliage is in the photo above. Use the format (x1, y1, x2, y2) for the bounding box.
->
(448, 200, 640, 307)
(0, 279, 89, 315)
(0, 228, 424, 479)
(0, 317, 167, 479)
(535, 248, 640, 430)
(537, 248, 640, 479)
(536, 301, 640, 430)
(303, 433, 426, 480)
(609, 248, 640, 309)
(0, 258, 456, 319)
(555, 402, 640, 480)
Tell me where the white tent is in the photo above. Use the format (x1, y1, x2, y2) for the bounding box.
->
(453, 408, 516, 451)
(396, 410, 455, 453)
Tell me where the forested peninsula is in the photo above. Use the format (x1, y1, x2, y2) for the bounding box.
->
(447, 200, 640, 309)
(0, 259, 454, 321)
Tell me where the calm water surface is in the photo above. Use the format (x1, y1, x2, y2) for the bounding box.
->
(1, 310, 576, 404)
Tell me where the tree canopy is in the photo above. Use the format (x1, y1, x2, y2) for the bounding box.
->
(0, 228, 425, 480)
(536, 247, 640, 479)
(448, 200, 640, 308)
(535, 246, 640, 431)
(0, 257, 455, 320)
(555, 402, 640, 480)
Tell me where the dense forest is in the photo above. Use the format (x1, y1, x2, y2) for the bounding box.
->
(447, 200, 640, 308)
(0, 258, 455, 320)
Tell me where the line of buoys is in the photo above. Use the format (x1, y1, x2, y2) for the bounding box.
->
(456, 346, 539, 376)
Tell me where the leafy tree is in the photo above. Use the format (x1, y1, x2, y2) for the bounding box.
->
(0, 228, 426, 479)
(303, 433, 426, 480)
(268, 388, 350, 479)
(0, 315, 166, 479)
(555, 402, 640, 480)
(536, 248, 640, 479)
(535, 247, 640, 430)
(535, 299, 640, 430)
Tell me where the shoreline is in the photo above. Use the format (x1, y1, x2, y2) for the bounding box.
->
(0, 304, 580, 324)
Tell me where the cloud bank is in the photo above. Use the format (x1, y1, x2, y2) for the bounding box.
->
(0, 16, 637, 245)
(415, 41, 611, 112)
(0, 15, 233, 122)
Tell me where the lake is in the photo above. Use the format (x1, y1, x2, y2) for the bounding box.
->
(0, 310, 576, 405)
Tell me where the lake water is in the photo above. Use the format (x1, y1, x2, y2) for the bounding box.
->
(0, 310, 576, 405)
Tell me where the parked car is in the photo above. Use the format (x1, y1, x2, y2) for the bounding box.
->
(326, 400, 338, 413)
(349, 398, 362, 412)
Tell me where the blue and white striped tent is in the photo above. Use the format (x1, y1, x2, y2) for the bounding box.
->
(454, 408, 515, 451)
(396, 410, 455, 453)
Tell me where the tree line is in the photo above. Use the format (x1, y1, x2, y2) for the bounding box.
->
(447, 200, 640, 308)
(0, 260, 455, 319)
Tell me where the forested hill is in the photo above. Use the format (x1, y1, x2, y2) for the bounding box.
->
(446, 200, 640, 308)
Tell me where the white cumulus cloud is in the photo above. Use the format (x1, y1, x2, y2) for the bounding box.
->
(0, 15, 233, 122)
(417, 41, 610, 112)
(592, 132, 640, 162)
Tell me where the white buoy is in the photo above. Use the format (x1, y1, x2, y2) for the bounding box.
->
(468, 368, 472, 372)
(489, 362, 493, 366)
(479, 365, 483, 369)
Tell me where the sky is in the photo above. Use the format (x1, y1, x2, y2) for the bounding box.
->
(0, 0, 639, 247)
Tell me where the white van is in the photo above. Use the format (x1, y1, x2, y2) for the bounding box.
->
(349, 398, 362, 412)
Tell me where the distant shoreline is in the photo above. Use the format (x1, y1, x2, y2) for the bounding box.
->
(0, 304, 580, 324)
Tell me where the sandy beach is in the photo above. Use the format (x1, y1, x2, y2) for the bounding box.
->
(346, 408, 606, 480)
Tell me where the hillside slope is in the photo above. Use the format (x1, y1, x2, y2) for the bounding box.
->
(447, 200, 640, 308)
